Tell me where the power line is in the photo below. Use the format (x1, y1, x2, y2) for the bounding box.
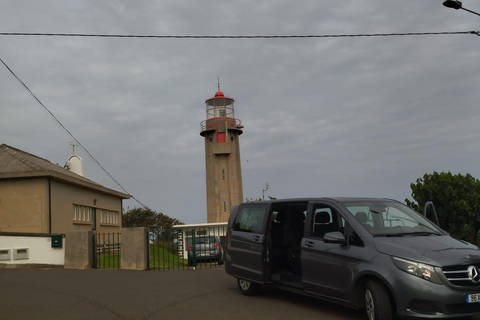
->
(1, 29, 478, 209)
(0, 31, 479, 39)
(0, 57, 149, 210)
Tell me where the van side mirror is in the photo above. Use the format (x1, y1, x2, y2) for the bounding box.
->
(323, 231, 347, 244)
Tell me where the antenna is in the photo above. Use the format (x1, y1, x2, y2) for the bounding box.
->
(262, 182, 269, 201)
(70, 141, 77, 155)
(217, 77, 220, 91)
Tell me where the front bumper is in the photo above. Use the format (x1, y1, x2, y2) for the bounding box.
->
(390, 269, 480, 318)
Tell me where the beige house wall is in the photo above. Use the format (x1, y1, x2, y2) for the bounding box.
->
(0, 178, 49, 233)
(50, 179, 123, 234)
(0, 178, 123, 234)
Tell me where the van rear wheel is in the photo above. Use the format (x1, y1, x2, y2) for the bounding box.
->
(237, 278, 260, 296)
(364, 280, 392, 320)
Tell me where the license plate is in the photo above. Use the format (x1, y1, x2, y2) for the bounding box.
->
(466, 293, 480, 303)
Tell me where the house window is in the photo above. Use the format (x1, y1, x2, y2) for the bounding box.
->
(99, 209, 120, 226)
(73, 204, 92, 223)
(73, 205, 119, 226)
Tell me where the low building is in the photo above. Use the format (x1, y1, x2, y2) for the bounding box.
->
(0, 143, 130, 234)
(173, 222, 227, 259)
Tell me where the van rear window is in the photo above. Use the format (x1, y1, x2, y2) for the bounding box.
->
(233, 206, 267, 233)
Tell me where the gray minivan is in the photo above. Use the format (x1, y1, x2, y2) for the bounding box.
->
(225, 198, 480, 319)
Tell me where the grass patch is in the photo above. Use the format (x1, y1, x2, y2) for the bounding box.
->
(149, 245, 188, 270)
(96, 253, 121, 269)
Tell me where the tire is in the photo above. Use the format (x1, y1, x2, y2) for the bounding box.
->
(237, 278, 260, 296)
(364, 280, 393, 320)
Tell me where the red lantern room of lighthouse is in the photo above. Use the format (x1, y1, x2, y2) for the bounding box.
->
(200, 87, 244, 223)
(200, 88, 243, 142)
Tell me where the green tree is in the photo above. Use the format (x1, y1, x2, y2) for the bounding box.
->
(406, 171, 480, 245)
(122, 207, 183, 238)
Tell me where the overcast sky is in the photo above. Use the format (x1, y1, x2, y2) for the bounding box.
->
(1, 0, 479, 224)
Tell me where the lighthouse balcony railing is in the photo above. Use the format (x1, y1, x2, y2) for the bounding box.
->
(200, 118, 243, 132)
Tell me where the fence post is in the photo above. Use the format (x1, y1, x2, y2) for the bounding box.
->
(121, 227, 148, 271)
(92, 232, 97, 269)
(192, 229, 196, 269)
(146, 230, 150, 270)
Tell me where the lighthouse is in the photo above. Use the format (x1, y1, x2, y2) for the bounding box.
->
(200, 86, 244, 223)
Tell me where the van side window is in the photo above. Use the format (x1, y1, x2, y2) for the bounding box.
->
(233, 206, 267, 233)
(312, 207, 344, 238)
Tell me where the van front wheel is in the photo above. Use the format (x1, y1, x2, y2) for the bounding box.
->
(237, 278, 260, 296)
(364, 280, 392, 320)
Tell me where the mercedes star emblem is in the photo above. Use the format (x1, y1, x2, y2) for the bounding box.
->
(468, 266, 480, 284)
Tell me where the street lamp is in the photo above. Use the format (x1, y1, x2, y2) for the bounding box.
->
(443, 0, 480, 17)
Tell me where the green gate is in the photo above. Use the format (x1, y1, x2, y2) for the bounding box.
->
(148, 223, 227, 270)
(92, 232, 121, 269)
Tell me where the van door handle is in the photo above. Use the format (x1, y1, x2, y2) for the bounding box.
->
(304, 241, 315, 248)
(252, 235, 261, 242)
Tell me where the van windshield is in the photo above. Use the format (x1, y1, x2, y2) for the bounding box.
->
(342, 200, 443, 236)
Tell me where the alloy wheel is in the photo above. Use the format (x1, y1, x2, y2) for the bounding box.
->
(239, 279, 251, 291)
(365, 289, 375, 320)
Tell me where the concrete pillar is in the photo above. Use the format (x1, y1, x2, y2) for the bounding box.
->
(64, 231, 92, 269)
(121, 227, 148, 271)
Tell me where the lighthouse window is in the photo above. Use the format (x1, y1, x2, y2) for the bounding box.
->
(230, 137, 234, 141)
(222, 169, 225, 180)
(216, 108, 225, 117)
(224, 201, 227, 212)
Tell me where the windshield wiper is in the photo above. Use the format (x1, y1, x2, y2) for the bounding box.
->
(403, 231, 442, 236)
(374, 231, 443, 237)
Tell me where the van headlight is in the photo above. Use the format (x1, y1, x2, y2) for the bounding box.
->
(392, 257, 442, 285)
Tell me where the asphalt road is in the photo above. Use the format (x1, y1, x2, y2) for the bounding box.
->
(0, 267, 362, 320)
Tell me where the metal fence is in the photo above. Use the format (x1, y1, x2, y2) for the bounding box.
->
(93, 232, 121, 269)
(148, 223, 227, 271)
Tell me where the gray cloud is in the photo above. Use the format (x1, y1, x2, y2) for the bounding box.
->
(1, 0, 479, 223)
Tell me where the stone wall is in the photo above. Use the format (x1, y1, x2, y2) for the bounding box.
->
(63, 228, 148, 270)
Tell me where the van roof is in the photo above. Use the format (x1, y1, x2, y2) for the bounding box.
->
(242, 197, 397, 204)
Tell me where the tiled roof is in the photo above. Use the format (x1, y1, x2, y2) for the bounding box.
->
(0, 143, 130, 199)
